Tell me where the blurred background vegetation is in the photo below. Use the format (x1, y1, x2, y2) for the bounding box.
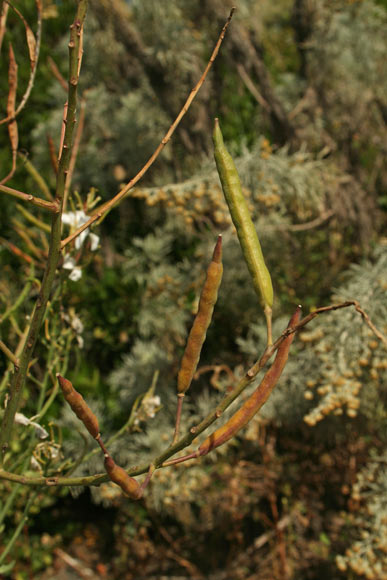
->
(0, 0, 386, 578)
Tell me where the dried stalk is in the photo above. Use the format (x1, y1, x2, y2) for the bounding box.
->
(0, 0, 42, 125)
(0, 184, 58, 211)
(61, 7, 236, 249)
(0, 0, 89, 462)
(1, 298, 382, 487)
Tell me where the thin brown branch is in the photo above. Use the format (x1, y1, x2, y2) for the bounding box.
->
(353, 302, 387, 347)
(172, 394, 185, 445)
(0, 0, 42, 125)
(1, 299, 383, 487)
(58, 101, 68, 162)
(236, 62, 270, 111)
(61, 7, 236, 249)
(286, 210, 334, 232)
(12, 219, 45, 259)
(0, 237, 36, 265)
(63, 96, 86, 210)
(0, 42, 18, 185)
(53, 548, 95, 580)
(256, 300, 386, 372)
(0, 183, 59, 211)
(0, 0, 88, 461)
(46, 134, 59, 175)
(0, 1, 9, 53)
(47, 55, 68, 92)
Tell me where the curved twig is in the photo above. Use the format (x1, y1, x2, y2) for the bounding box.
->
(61, 7, 236, 249)
(1, 299, 383, 488)
(0, 0, 42, 125)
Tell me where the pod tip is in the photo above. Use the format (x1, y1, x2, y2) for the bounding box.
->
(212, 235, 223, 263)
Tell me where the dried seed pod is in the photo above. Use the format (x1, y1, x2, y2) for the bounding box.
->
(57, 374, 99, 438)
(177, 235, 223, 394)
(104, 455, 142, 500)
(198, 306, 301, 455)
(213, 119, 273, 309)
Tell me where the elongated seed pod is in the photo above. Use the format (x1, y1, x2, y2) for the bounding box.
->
(177, 236, 223, 394)
(213, 119, 273, 308)
(57, 374, 99, 438)
(198, 306, 301, 456)
(104, 455, 142, 500)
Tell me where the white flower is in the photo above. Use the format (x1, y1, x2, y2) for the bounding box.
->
(62, 309, 84, 348)
(63, 254, 82, 281)
(143, 395, 161, 419)
(30, 456, 41, 471)
(62, 210, 99, 251)
(15, 412, 48, 439)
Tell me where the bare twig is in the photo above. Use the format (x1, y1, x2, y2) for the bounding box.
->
(47, 56, 68, 92)
(61, 7, 236, 249)
(0, 0, 42, 125)
(0, 183, 58, 211)
(53, 548, 95, 580)
(0, 299, 384, 486)
(284, 210, 334, 232)
(172, 394, 185, 445)
(0, 0, 89, 462)
(0, 237, 36, 265)
(0, 1, 9, 52)
(63, 96, 86, 210)
(353, 301, 387, 347)
(0, 42, 18, 185)
(236, 62, 270, 111)
(47, 134, 59, 175)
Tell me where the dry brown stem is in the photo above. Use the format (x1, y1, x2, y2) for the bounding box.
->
(61, 7, 236, 249)
(0, 0, 42, 125)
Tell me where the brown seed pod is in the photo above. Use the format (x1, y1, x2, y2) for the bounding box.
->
(104, 455, 142, 500)
(57, 374, 99, 438)
(177, 235, 223, 394)
(198, 306, 301, 456)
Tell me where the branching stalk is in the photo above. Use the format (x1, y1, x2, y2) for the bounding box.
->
(61, 7, 236, 249)
(1, 299, 381, 488)
(0, 0, 88, 462)
(0, 184, 58, 211)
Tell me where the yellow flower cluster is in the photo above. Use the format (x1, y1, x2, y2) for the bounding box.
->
(336, 454, 387, 579)
(301, 332, 386, 426)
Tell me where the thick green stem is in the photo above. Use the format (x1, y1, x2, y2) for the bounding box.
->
(0, 0, 88, 462)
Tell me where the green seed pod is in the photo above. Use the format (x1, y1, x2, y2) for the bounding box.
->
(213, 119, 273, 308)
(104, 455, 142, 500)
(198, 306, 301, 456)
(57, 374, 99, 438)
(177, 236, 223, 394)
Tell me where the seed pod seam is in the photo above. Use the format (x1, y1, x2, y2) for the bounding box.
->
(198, 306, 301, 455)
(57, 374, 99, 439)
(213, 119, 273, 308)
(177, 236, 223, 394)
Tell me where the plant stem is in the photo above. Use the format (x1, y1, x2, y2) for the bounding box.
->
(61, 7, 235, 249)
(0, 184, 58, 211)
(0, 300, 383, 487)
(0, 0, 88, 463)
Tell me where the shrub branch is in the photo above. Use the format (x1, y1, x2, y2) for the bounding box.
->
(0, 0, 88, 463)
